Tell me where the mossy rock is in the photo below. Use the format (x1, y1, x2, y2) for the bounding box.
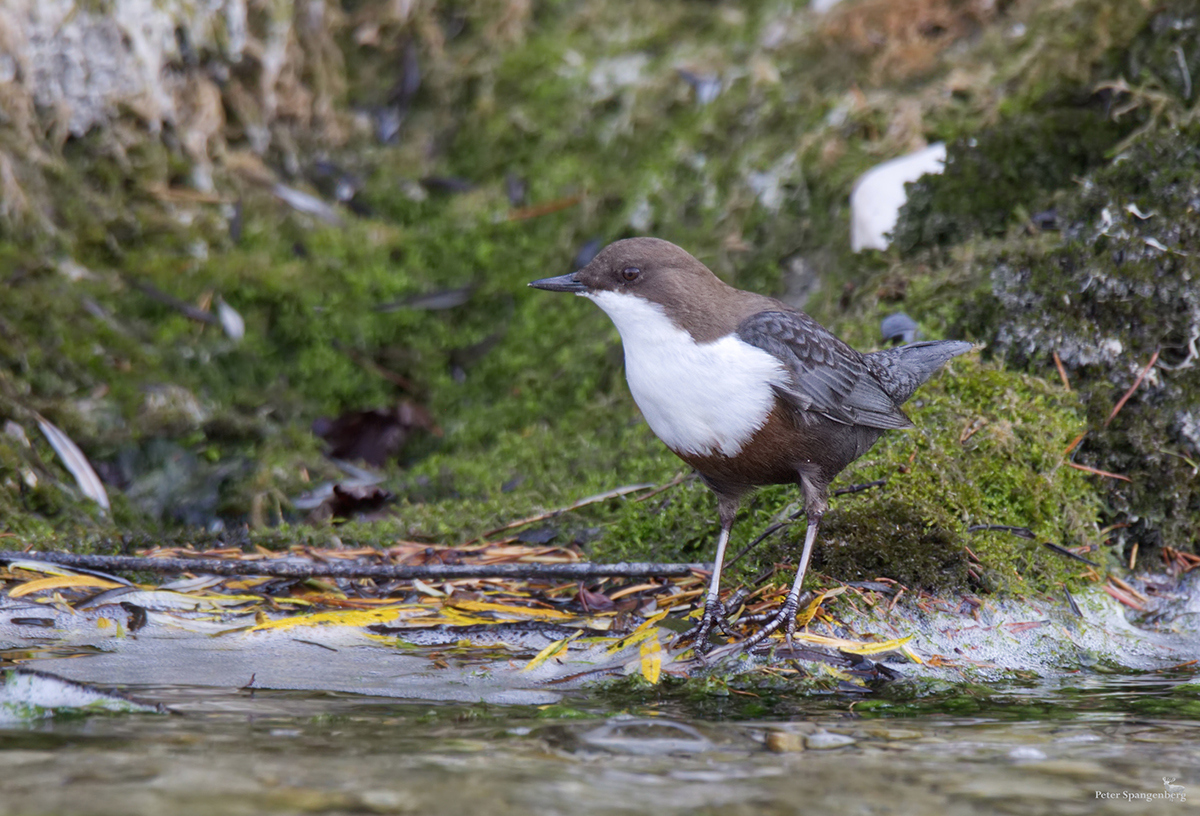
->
(979, 123, 1200, 552)
(892, 103, 1132, 253)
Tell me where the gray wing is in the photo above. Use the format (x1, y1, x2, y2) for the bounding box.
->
(736, 311, 913, 430)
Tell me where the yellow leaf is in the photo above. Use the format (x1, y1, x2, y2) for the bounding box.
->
(411, 579, 445, 597)
(816, 663, 854, 682)
(900, 643, 925, 664)
(250, 607, 411, 631)
(816, 663, 865, 686)
(797, 632, 913, 656)
(224, 577, 275, 590)
(639, 634, 662, 684)
(437, 608, 495, 626)
(521, 630, 581, 673)
(793, 586, 846, 628)
(606, 609, 669, 653)
(8, 575, 123, 598)
(448, 599, 574, 621)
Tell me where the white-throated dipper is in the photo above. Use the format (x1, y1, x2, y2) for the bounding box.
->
(529, 238, 971, 654)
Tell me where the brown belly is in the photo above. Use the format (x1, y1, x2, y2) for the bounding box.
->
(675, 405, 885, 497)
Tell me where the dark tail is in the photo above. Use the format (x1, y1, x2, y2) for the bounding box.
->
(864, 340, 973, 405)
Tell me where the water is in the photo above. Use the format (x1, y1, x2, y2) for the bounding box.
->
(2, 672, 1197, 815)
(3, 577, 1198, 814)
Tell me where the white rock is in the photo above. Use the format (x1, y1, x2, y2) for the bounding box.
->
(804, 730, 857, 750)
(850, 143, 947, 252)
(7, 0, 249, 137)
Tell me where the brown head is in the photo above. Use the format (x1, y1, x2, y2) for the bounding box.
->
(528, 237, 776, 341)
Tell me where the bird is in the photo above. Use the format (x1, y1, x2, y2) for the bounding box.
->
(529, 237, 972, 654)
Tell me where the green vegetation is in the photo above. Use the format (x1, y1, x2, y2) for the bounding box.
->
(2, 0, 1195, 600)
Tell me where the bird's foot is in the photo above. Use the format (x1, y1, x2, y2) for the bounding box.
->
(682, 593, 746, 657)
(737, 594, 804, 653)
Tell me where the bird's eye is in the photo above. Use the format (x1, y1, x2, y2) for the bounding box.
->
(621, 267, 641, 282)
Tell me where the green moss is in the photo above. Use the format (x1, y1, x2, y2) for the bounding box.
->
(760, 359, 1102, 592)
(893, 103, 1134, 253)
(0, 0, 1130, 595)
(963, 121, 1200, 552)
(890, 0, 1196, 255)
(871, 0, 1200, 555)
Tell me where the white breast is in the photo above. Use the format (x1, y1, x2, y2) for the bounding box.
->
(583, 290, 787, 457)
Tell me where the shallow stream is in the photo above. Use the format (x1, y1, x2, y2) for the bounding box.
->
(2, 649, 1197, 815)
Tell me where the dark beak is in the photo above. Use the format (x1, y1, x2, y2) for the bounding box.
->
(528, 272, 586, 293)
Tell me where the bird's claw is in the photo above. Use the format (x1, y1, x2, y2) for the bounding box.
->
(738, 595, 803, 653)
(683, 596, 743, 657)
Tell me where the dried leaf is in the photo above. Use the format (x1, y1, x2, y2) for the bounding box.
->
(639, 633, 662, 684)
(313, 402, 438, 467)
(272, 183, 343, 225)
(448, 599, 575, 621)
(215, 297, 245, 342)
(798, 632, 914, 656)
(521, 630, 581, 672)
(37, 418, 110, 511)
(251, 607, 413, 631)
(606, 609, 669, 653)
(794, 586, 847, 628)
(8, 574, 124, 597)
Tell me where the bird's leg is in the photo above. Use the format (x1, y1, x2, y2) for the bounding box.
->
(683, 496, 741, 655)
(739, 511, 822, 653)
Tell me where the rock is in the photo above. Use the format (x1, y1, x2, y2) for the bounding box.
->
(804, 730, 857, 750)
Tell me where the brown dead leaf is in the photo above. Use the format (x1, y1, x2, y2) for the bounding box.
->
(313, 401, 439, 467)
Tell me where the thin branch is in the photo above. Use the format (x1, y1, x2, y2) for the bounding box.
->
(1052, 351, 1070, 390)
(465, 482, 655, 544)
(333, 341, 418, 391)
(632, 471, 695, 502)
(126, 277, 220, 325)
(0, 551, 706, 580)
(1067, 461, 1132, 482)
(1040, 541, 1099, 567)
(507, 195, 583, 222)
(1063, 432, 1087, 457)
(967, 524, 1035, 539)
(833, 479, 888, 497)
(1104, 349, 1159, 428)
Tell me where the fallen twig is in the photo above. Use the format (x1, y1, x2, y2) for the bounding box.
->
(1063, 588, 1083, 618)
(465, 482, 656, 544)
(1104, 349, 1159, 428)
(1108, 574, 1147, 602)
(0, 551, 705, 580)
(967, 524, 1035, 539)
(1103, 582, 1146, 611)
(632, 471, 695, 502)
(507, 194, 583, 221)
(1040, 541, 1099, 567)
(333, 341, 418, 391)
(1067, 462, 1132, 482)
(1052, 351, 1070, 390)
(126, 278, 220, 325)
(1063, 432, 1086, 457)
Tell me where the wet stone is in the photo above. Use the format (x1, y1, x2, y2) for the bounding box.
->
(764, 730, 806, 753)
(804, 731, 857, 750)
(865, 727, 922, 740)
(1008, 746, 1049, 761)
